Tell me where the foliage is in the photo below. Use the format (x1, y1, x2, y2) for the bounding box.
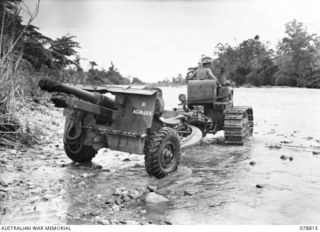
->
(213, 36, 278, 87)
(86, 62, 130, 85)
(275, 19, 320, 87)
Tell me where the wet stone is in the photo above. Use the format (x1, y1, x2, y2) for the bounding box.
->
(249, 161, 256, 166)
(312, 150, 320, 155)
(145, 192, 169, 203)
(111, 204, 120, 212)
(0, 180, 8, 187)
(183, 190, 193, 196)
(128, 190, 140, 199)
(105, 199, 114, 205)
(123, 220, 140, 225)
(147, 185, 157, 192)
(280, 155, 288, 160)
(97, 218, 110, 225)
(42, 195, 50, 201)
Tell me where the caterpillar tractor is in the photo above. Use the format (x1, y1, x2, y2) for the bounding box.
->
(176, 79, 254, 145)
(38, 75, 253, 179)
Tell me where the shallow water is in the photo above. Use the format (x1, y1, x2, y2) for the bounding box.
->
(1, 86, 320, 224)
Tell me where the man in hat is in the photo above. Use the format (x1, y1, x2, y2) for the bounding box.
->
(188, 56, 220, 85)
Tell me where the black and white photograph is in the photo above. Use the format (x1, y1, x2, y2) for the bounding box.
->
(0, 0, 320, 229)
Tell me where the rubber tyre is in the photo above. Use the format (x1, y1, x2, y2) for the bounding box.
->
(144, 127, 181, 179)
(64, 143, 96, 163)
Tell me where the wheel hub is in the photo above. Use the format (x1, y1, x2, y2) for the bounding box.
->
(161, 144, 174, 168)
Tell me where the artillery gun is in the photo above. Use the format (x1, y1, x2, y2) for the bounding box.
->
(39, 79, 193, 179)
(39, 77, 253, 179)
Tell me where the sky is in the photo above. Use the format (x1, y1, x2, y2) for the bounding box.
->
(24, 0, 320, 82)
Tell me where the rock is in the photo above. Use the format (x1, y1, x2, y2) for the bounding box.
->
(312, 150, 320, 155)
(128, 190, 140, 199)
(289, 156, 294, 161)
(164, 221, 172, 225)
(266, 144, 281, 149)
(145, 192, 169, 203)
(256, 184, 263, 189)
(147, 185, 157, 192)
(42, 195, 50, 201)
(113, 188, 123, 196)
(111, 204, 120, 212)
(249, 161, 256, 166)
(104, 199, 114, 205)
(97, 218, 110, 225)
(280, 155, 288, 160)
(183, 190, 193, 196)
(280, 140, 293, 144)
(124, 220, 140, 225)
(79, 181, 86, 186)
(0, 180, 8, 187)
(82, 173, 90, 178)
(123, 158, 131, 162)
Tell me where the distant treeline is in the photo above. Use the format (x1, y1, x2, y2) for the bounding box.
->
(160, 20, 320, 88)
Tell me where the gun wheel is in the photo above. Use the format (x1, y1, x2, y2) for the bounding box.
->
(64, 143, 96, 163)
(63, 112, 97, 163)
(144, 127, 181, 179)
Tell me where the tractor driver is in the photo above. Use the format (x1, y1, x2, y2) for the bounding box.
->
(188, 56, 220, 85)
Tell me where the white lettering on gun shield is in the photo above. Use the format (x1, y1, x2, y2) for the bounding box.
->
(133, 109, 152, 116)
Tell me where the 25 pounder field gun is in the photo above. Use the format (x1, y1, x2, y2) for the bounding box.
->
(39, 79, 184, 179)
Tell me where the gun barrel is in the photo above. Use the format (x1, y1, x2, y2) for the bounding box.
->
(39, 79, 116, 109)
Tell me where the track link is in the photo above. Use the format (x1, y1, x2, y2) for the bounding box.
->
(224, 106, 253, 145)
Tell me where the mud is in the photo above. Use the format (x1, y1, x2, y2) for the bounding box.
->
(1, 87, 320, 224)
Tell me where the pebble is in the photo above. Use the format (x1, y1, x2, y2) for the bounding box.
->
(249, 161, 256, 166)
(312, 150, 320, 155)
(256, 184, 263, 189)
(97, 219, 110, 225)
(147, 185, 157, 192)
(42, 195, 50, 201)
(105, 199, 114, 205)
(0, 181, 8, 187)
(82, 173, 90, 178)
(111, 204, 120, 212)
(289, 156, 294, 161)
(124, 220, 140, 225)
(128, 190, 140, 199)
(183, 190, 193, 196)
(145, 192, 169, 203)
(280, 155, 287, 160)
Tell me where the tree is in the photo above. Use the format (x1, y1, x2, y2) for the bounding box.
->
(275, 19, 320, 87)
(49, 35, 80, 69)
(213, 36, 277, 86)
(89, 61, 97, 70)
